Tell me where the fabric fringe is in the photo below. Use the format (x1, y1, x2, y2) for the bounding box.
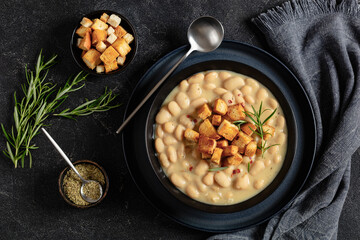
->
(252, 0, 360, 34)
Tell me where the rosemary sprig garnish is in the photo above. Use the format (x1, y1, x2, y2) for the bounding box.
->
(244, 102, 279, 158)
(208, 166, 228, 172)
(54, 87, 122, 119)
(233, 120, 247, 130)
(247, 162, 250, 172)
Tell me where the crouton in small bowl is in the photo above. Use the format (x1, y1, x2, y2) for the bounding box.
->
(70, 10, 137, 75)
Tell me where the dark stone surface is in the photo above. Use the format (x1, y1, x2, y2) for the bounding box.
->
(0, 0, 357, 239)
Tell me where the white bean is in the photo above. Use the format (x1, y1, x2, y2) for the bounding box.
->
(273, 154, 282, 163)
(168, 101, 181, 116)
(224, 165, 234, 175)
(187, 83, 202, 100)
(204, 72, 218, 83)
(235, 173, 250, 189)
(241, 85, 253, 96)
(204, 83, 216, 90)
(179, 80, 189, 91)
(256, 88, 269, 101)
(190, 97, 208, 108)
(224, 76, 245, 91)
(194, 160, 209, 176)
(164, 135, 177, 146)
(250, 160, 265, 176)
(202, 172, 214, 186)
(163, 121, 176, 133)
(242, 156, 251, 164)
(214, 87, 228, 95)
(222, 92, 235, 106)
(166, 164, 175, 175)
(177, 143, 185, 159)
(182, 172, 192, 181)
(225, 192, 234, 199)
(254, 179, 265, 189)
(159, 153, 170, 168)
(264, 158, 272, 166)
(244, 95, 255, 105)
(174, 125, 186, 141)
(176, 92, 190, 109)
(214, 171, 231, 188)
(276, 132, 286, 145)
(219, 71, 232, 80)
(186, 184, 200, 198)
(196, 179, 207, 192)
(167, 146, 177, 163)
(179, 115, 194, 129)
(268, 98, 278, 109)
(155, 108, 171, 124)
(155, 138, 165, 153)
(170, 173, 186, 188)
(245, 78, 259, 90)
(188, 73, 204, 84)
(276, 116, 285, 128)
(156, 125, 164, 138)
(269, 145, 279, 154)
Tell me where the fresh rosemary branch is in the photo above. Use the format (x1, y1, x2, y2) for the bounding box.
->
(244, 102, 279, 158)
(208, 166, 228, 172)
(53, 88, 122, 119)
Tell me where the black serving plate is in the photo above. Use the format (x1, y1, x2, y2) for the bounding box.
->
(121, 40, 316, 232)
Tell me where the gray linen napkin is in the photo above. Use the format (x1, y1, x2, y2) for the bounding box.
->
(210, 0, 360, 239)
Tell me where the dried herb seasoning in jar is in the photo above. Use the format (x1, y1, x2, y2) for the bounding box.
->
(63, 163, 105, 205)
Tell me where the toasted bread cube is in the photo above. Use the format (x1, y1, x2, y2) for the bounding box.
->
(80, 17, 93, 27)
(100, 13, 109, 23)
(96, 65, 105, 74)
(227, 104, 246, 121)
(198, 136, 217, 155)
(213, 98, 228, 115)
(216, 139, 228, 148)
(212, 115, 222, 126)
(112, 38, 131, 57)
(211, 148, 223, 165)
(117, 56, 126, 66)
(108, 14, 121, 28)
(92, 29, 107, 45)
(245, 140, 257, 157)
(199, 119, 221, 140)
(114, 25, 127, 38)
(231, 131, 253, 154)
(241, 122, 256, 136)
(107, 26, 115, 35)
(81, 50, 86, 58)
(78, 31, 91, 51)
(95, 41, 107, 53)
(104, 61, 118, 73)
(222, 145, 239, 157)
(197, 104, 212, 120)
(123, 33, 134, 44)
(91, 19, 108, 31)
(76, 26, 92, 38)
(82, 49, 101, 70)
(217, 119, 239, 141)
(100, 46, 119, 65)
(184, 128, 199, 142)
(107, 33, 118, 44)
(201, 152, 212, 159)
(224, 153, 243, 166)
(263, 125, 275, 140)
(77, 38, 82, 47)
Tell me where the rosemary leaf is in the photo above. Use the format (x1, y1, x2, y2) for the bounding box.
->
(208, 166, 228, 172)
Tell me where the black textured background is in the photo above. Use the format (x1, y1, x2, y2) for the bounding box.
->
(0, 0, 358, 239)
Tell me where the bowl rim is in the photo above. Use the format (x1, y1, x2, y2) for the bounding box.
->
(58, 159, 110, 208)
(70, 10, 138, 76)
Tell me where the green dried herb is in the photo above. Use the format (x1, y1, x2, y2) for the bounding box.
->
(208, 166, 228, 172)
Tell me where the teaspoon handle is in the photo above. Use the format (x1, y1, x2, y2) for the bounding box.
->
(116, 47, 195, 134)
(41, 128, 87, 182)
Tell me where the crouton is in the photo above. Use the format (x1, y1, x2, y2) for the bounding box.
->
(184, 128, 199, 142)
(96, 41, 107, 53)
(216, 139, 228, 148)
(222, 145, 239, 157)
(263, 125, 275, 140)
(78, 31, 91, 51)
(226, 104, 245, 121)
(117, 56, 126, 66)
(123, 33, 134, 44)
(100, 46, 119, 65)
(104, 61, 118, 73)
(199, 119, 221, 140)
(211, 148, 223, 165)
(96, 65, 104, 74)
(100, 13, 110, 23)
(217, 119, 239, 141)
(231, 131, 253, 154)
(107, 26, 115, 36)
(224, 153, 243, 166)
(212, 115, 222, 126)
(241, 122, 256, 136)
(107, 33, 118, 44)
(197, 103, 212, 120)
(245, 140, 257, 157)
(81, 50, 86, 57)
(108, 14, 121, 28)
(112, 38, 131, 57)
(82, 49, 101, 70)
(76, 26, 92, 38)
(213, 98, 228, 115)
(80, 17, 93, 27)
(92, 29, 107, 45)
(114, 25, 127, 38)
(77, 38, 82, 47)
(91, 19, 108, 31)
(198, 136, 217, 155)
(201, 152, 212, 159)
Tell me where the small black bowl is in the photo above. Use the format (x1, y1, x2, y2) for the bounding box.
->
(70, 10, 138, 76)
(145, 60, 297, 214)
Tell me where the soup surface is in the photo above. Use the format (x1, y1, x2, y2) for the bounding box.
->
(154, 70, 287, 205)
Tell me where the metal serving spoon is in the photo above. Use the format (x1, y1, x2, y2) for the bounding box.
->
(116, 16, 224, 134)
(41, 128, 103, 203)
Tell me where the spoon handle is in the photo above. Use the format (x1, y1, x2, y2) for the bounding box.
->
(116, 47, 195, 134)
(41, 128, 87, 182)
